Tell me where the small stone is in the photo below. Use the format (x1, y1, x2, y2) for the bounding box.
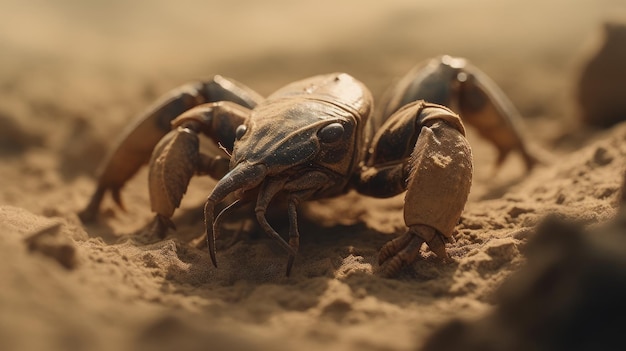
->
(484, 238, 518, 262)
(24, 223, 78, 270)
(591, 146, 613, 166)
(508, 206, 534, 218)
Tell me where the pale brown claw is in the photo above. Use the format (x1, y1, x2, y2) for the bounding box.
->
(148, 126, 200, 237)
(146, 101, 252, 238)
(366, 103, 472, 276)
(79, 83, 208, 222)
(79, 76, 262, 222)
(403, 121, 472, 240)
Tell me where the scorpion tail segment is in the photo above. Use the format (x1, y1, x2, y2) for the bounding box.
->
(204, 162, 268, 268)
(456, 64, 538, 171)
(148, 127, 200, 234)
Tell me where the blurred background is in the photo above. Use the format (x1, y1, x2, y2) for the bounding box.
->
(1, 0, 622, 95)
(0, 0, 624, 194)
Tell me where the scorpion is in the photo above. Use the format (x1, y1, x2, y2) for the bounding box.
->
(79, 55, 536, 277)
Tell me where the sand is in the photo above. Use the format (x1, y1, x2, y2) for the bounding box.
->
(1, 1, 626, 350)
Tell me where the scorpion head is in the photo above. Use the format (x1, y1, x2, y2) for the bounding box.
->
(204, 89, 368, 268)
(230, 100, 359, 176)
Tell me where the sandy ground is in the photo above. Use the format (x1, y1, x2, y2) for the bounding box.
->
(1, 0, 626, 350)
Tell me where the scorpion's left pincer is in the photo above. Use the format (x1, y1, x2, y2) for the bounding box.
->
(356, 102, 472, 277)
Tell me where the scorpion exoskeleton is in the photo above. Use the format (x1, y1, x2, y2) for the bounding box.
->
(80, 55, 537, 277)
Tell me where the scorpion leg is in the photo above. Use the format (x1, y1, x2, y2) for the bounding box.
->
(354, 101, 473, 277)
(282, 172, 332, 276)
(255, 179, 297, 263)
(454, 60, 537, 170)
(377, 55, 537, 171)
(285, 199, 300, 277)
(79, 76, 262, 222)
(378, 228, 427, 276)
(208, 199, 257, 250)
(252, 172, 330, 276)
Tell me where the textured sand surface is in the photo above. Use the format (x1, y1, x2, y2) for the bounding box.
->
(1, 1, 625, 350)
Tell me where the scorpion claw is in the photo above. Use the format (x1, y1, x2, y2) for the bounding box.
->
(79, 83, 207, 221)
(147, 126, 200, 236)
(367, 104, 472, 277)
(80, 77, 261, 221)
(379, 231, 426, 277)
(378, 232, 414, 266)
(379, 225, 450, 277)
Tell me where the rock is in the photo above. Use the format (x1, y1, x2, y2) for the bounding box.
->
(421, 201, 626, 351)
(577, 21, 626, 127)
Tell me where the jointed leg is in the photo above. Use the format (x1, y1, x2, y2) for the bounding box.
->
(286, 198, 300, 277)
(252, 172, 330, 276)
(255, 179, 297, 260)
(376, 55, 537, 171)
(379, 225, 448, 277)
(79, 76, 262, 222)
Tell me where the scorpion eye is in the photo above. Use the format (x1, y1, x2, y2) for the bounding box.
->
(318, 122, 344, 143)
(235, 124, 247, 140)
